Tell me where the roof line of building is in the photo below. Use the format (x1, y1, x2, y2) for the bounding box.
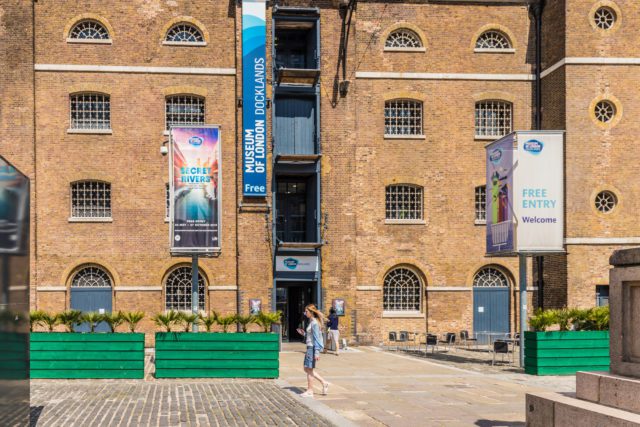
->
(34, 64, 236, 76)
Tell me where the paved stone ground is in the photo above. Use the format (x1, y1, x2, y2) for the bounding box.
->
(30, 380, 334, 427)
(280, 345, 576, 426)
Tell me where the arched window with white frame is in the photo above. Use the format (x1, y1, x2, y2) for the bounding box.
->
(473, 267, 509, 288)
(164, 266, 206, 311)
(475, 30, 512, 52)
(68, 20, 110, 42)
(383, 267, 423, 312)
(165, 23, 205, 44)
(385, 28, 423, 50)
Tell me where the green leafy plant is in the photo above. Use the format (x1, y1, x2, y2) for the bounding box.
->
(57, 310, 83, 332)
(81, 312, 105, 333)
(179, 312, 199, 332)
(528, 308, 556, 332)
(574, 306, 609, 331)
(122, 311, 145, 333)
(217, 314, 237, 333)
(103, 311, 125, 333)
(40, 312, 59, 332)
(254, 311, 282, 333)
(153, 311, 181, 332)
(199, 311, 218, 332)
(236, 314, 256, 333)
(29, 310, 46, 332)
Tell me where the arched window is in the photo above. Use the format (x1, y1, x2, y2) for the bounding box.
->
(475, 31, 512, 51)
(386, 185, 423, 220)
(384, 99, 423, 136)
(165, 23, 205, 44)
(165, 266, 206, 311)
(475, 100, 512, 138)
(165, 95, 205, 130)
(473, 267, 509, 287)
(70, 93, 111, 130)
(71, 266, 112, 288)
(71, 181, 111, 219)
(385, 29, 423, 49)
(383, 267, 422, 311)
(69, 20, 110, 41)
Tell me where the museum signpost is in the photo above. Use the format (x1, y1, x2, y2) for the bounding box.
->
(485, 131, 565, 366)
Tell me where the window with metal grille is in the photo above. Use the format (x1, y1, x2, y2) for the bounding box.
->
(384, 100, 423, 136)
(166, 95, 205, 130)
(473, 267, 508, 287)
(594, 7, 616, 30)
(165, 23, 204, 43)
(594, 100, 616, 123)
(69, 20, 110, 40)
(475, 31, 511, 50)
(386, 185, 423, 220)
(70, 93, 111, 130)
(475, 101, 512, 138)
(475, 186, 486, 223)
(385, 29, 423, 49)
(165, 266, 206, 311)
(71, 266, 112, 288)
(383, 267, 422, 311)
(165, 184, 170, 219)
(71, 181, 111, 219)
(595, 190, 617, 213)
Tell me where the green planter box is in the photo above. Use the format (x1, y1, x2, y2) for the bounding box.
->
(524, 331, 610, 376)
(155, 332, 279, 379)
(30, 333, 145, 379)
(0, 332, 29, 380)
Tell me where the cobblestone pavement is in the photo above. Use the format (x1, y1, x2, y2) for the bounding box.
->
(30, 379, 334, 427)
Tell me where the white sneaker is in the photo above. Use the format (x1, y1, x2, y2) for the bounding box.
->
(322, 383, 330, 395)
(300, 390, 314, 398)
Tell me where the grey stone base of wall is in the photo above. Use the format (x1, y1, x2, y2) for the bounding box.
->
(526, 371, 640, 426)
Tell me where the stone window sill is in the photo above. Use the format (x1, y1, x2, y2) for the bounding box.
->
(474, 48, 516, 54)
(67, 129, 112, 135)
(162, 41, 207, 47)
(382, 311, 425, 318)
(384, 135, 426, 140)
(475, 135, 504, 141)
(474, 219, 487, 226)
(384, 47, 426, 53)
(385, 219, 426, 225)
(68, 217, 113, 223)
(67, 39, 113, 45)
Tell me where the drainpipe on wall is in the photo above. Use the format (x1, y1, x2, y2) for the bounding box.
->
(532, 0, 545, 310)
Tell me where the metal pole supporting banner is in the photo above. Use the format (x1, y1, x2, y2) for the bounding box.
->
(192, 254, 199, 332)
(519, 254, 527, 368)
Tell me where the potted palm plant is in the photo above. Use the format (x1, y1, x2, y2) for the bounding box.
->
(30, 310, 146, 379)
(525, 306, 610, 375)
(155, 310, 280, 379)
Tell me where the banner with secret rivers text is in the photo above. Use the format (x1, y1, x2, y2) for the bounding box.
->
(170, 126, 221, 254)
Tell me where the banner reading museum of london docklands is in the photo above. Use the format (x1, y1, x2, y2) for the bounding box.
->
(170, 126, 221, 255)
(242, 0, 267, 197)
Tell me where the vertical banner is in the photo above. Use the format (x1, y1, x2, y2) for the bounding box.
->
(170, 126, 221, 254)
(486, 134, 516, 255)
(242, 0, 267, 197)
(514, 131, 564, 252)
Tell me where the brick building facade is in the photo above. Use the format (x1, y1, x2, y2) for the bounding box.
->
(2, 0, 637, 346)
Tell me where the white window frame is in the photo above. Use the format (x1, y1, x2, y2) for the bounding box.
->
(474, 30, 515, 54)
(475, 185, 487, 225)
(385, 184, 424, 223)
(165, 95, 206, 131)
(383, 267, 423, 313)
(384, 99, 424, 139)
(69, 181, 113, 222)
(163, 23, 207, 46)
(68, 93, 112, 134)
(67, 20, 112, 45)
(475, 100, 513, 140)
(384, 29, 425, 52)
(164, 266, 207, 312)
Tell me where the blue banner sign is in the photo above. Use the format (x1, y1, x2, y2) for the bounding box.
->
(486, 133, 515, 255)
(242, 0, 267, 197)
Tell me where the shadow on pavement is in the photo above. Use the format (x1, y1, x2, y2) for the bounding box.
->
(29, 406, 43, 427)
(475, 420, 525, 427)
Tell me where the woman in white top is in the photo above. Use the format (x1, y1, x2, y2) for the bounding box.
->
(296, 304, 329, 398)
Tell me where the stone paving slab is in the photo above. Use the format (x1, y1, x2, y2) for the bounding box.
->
(30, 380, 334, 427)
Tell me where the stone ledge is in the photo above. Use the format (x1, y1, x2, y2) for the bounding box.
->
(527, 391, 640, 426)
(577, 371, 640, 415)
(610, 247, 640, 267)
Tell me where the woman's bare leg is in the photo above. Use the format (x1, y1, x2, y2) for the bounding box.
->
(311, 368, 327, 386)
(335, 335, 340, 354)
(304, 367, 314, 392)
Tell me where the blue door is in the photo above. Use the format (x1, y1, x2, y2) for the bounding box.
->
(274, 96, 316, 155)
(473, 287, 509, 344)
(70, 287, 112, 332)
